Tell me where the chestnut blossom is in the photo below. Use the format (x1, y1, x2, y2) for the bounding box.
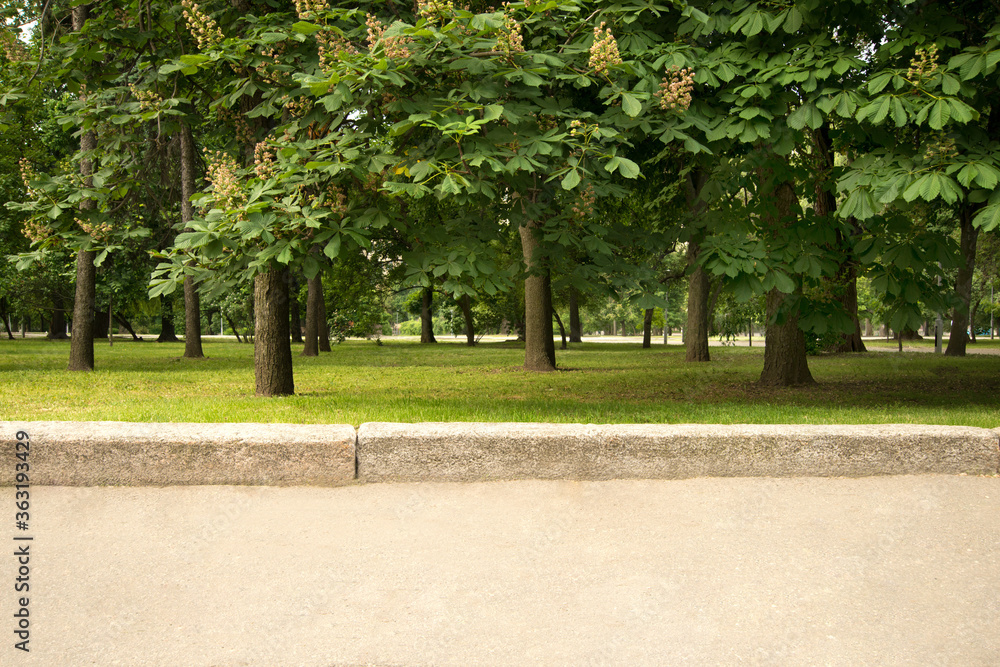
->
(907, 45, 939, 80)
(202, 149, 245, 211)
(589, 22, 622, 75)
(497, 3, 524, 55)
(656, 66, 695, 112)
(365, 14, 412, 59)
(181, 0, 224, 49)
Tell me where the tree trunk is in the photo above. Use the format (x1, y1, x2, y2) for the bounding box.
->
(642, 308, 653, 348)
(157, 295, 180, 342)
(459, 294, 475, 346)
(289, 272, 302, 344)
(180, 123, 204, 358)
(685, 243, 711, 362)
(254, 268, 294, 396)
(113, 313, 142, 341)
(183, 278, 204, 357)
(759, 180, 814, 386)
(420, 287, 437, 344)
(1, 298, 13, 340)
(569, 287, 582, 342)
(814, 124, 866, 353)
(318, 282, 331, 352)
(683, 167, 712, 362)
(302, 274, 322, 356)
(68, 6, 96, 371)
(225, 315, 243, 343)
(945, 204, 979, 357)
(553, 309, 567, 350)
(760, 288, 815, 386)
(831, 269, 866, 352)
(68, 248, 97, 370)
(519, 220, 556, 371)
(49, 294, 68, 339)
(969, 300, 981, 344)
(92, 302, 109, 340)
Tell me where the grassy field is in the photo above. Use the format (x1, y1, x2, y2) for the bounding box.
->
(1, 336, 999, 427)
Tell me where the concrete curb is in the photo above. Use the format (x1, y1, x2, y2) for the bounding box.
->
(357, 422, 1000, 482)
(1, 421, 356, 486)
(3, 422, 998, 486)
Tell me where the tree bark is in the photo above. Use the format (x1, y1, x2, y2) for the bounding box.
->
(420, 287, 437, 344)
(642, 308, 653, 348)
(760, 289, 815, 386)
(945, 204, 979, 357)
(831, 268, 866, 352)
(683, 168, 711, 362)
(113, 313, 142, 341)
(49, 293, 68, 339)
(815, 124, 866, 353)
(969, 299, 981, 344)
(68, 5, 96, 371)
(302, 274, 322, 356)
(92, 302, 109, 341)
(519, 220, 556, 371)
(685, 242, 711, 362)
(568, 287, 582, 342)
(318, 283, 331, 352)
(459, 294, 475, 346)
(759, 180, 814, 386)
(68, 246, 97, 371)
(225, 315, 243, 343)
(553, 309, 567, 350)
(1, 299, 13, 340)
(180, 123, 204, 358)
(254, 268, 294, 396)
(157, 295, 180, 342)
(289, 272, 303, 343)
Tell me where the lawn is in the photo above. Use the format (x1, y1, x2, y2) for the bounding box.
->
(1, 336, 999, 427)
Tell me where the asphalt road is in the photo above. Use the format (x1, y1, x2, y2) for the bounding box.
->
(3, 476, 999, 666)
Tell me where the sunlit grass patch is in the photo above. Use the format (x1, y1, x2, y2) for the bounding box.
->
(1, 337, 998, 427)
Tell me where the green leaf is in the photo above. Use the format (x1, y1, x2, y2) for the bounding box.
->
(902, 176, 926, 202)
(787, 103, 811, 130)
(973, 203, 1000, 231)
(744, 12, 765, 36)
(323, 235, 341, 259)
(560, 168, 581, 190)
(773, 271, 795, 293)
(958, 53, 987, 80)
(948, 99, 978, 123)
(276, 245, 293, 265)
(928, 99, 951, 129)
(520, 71, 545, 87)
(974, 163, 1000, 189)
(179, 54, 209, 66)
(941, 73, 961, 95)
(617, 157, 641, 178)
(870, 96, 892, 125)
(291, 21, 323, 35)
(890, 97, 907, 127)
(783, 7, 803, 33)
(621, 93, 642, 117)
(956, 163, 980, 187)
(868, 72, 893, 94)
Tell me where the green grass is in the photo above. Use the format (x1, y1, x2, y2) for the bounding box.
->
(1, 337, 999, 427)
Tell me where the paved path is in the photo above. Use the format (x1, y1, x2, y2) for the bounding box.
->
(3, 476, 999, 666)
